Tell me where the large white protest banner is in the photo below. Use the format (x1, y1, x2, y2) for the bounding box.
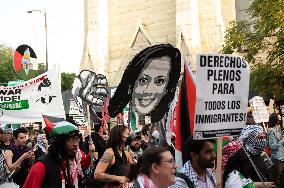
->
(249, 96, 269, 123)
(0, 70, 65, 123)
(194, 54, 250, 139)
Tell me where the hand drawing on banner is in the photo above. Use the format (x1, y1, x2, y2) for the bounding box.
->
(108, 44, 181, 123)
(35, 78, 56, 105)
(72, 70, 108, 119)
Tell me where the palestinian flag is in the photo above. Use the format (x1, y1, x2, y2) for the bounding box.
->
(175, 62, 196, 169)
(13, 44, 37, 74)
(43, 115, 78, 137)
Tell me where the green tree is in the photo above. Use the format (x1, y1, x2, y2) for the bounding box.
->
(61, 72, 76, 91)
(221, 0, 284, 99)
(0, 44, 17, 84)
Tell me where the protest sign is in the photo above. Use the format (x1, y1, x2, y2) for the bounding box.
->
(249, 96, 269, 123)
(0, 70, 65, 123)
(194, 54, 250, 139)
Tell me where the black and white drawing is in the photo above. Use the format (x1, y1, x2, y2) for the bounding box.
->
(36, 78, 56, 105)
(108, 44, 181, 123)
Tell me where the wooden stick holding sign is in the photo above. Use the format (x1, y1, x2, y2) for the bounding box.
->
(86, 105, 92, 138)
(86, 105, 98, 163)
(215, 137, 223, 188)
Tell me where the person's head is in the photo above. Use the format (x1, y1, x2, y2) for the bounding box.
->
(128, 146, 176, 187)
(268, 113, 279, 128)
(44, 116, 80, 160)
(108, 44, 181, 122)
(107, 125, 130, 149)
(186, 138, 216, 169)
(141, 123, 151, 137)
(13, 127, 28, 147)
(4, 128, 13, 142)
(48, 132, 80, 161)
(246, 111, 256, 125)
(34, 130, 39, 142)
(239, 124, 266, 155)
(130, 135, 141, 152)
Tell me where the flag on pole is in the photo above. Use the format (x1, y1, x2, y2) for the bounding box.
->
(169, 109, 176, 133)
(175, 62, 196, 169)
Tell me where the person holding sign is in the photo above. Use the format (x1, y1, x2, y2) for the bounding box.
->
(223, 124, 275, 188)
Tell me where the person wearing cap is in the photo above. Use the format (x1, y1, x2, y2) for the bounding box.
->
(23, 117, 92, 188)
(127, 132, 143, 164)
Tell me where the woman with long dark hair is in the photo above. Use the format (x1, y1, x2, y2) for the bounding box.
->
(94, 125, 133, 188)
(108, 44, 181, 123)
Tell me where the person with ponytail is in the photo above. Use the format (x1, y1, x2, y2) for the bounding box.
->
(128, 146, 177, 188)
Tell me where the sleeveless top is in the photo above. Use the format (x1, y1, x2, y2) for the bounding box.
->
(105, 147, 129, 186)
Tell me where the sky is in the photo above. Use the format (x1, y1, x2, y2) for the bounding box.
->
(0, 0, 84, 74)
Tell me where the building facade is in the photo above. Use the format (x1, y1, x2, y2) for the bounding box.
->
(80, 0, 238, 86)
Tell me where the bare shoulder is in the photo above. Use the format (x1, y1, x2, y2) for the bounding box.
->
(105, 148, 114, 154)
(100, 149, 114, 163)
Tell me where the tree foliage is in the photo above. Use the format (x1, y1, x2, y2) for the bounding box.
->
(221, 0, 284, 99)
(61, 72, 76, 91)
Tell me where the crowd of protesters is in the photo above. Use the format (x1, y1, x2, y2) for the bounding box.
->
(0, 111, 283, 188)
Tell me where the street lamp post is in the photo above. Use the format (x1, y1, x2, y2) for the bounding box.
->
(27, 10, 48, 71)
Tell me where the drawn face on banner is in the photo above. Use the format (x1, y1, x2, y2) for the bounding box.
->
(72, 70, 108, 123)
(132, 56, 171, 115)
(108, 44, 181, 123)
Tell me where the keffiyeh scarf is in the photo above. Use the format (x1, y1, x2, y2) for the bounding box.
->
(182, 160, 216, 188)
(239, 125, 266, 155)
(137, 174, 157, 188)
(222, 139, 242, 172)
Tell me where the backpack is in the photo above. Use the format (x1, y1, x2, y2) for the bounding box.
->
(176, 172, 195, 188)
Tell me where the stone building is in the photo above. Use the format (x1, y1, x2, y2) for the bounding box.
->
(80, 0, 239, 86)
